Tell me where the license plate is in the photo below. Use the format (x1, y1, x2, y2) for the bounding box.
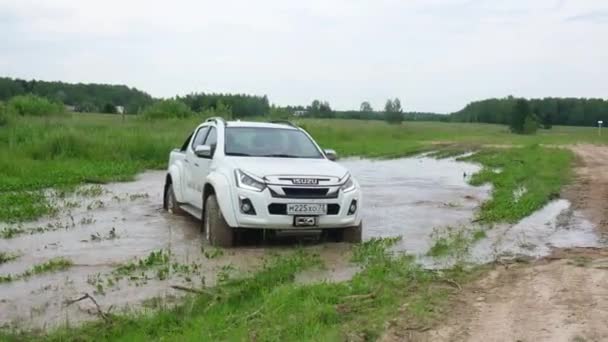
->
(286, 203, 327, 215)
(294, 216, 317, 227)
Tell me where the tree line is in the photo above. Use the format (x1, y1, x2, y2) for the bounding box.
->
(0, 77, 270, 118)
(178, 93, 269, 118)
(0, 77, 153, 114)
(2, 77, 606, 128)
(451, 96, 608, 128)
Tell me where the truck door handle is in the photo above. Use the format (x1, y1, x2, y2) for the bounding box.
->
(184, 159, 189, 164)
(194, 163, 199, 167)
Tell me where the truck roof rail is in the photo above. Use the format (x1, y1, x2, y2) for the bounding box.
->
(205, 117, 226, 125)
(269, 120, 298, 128)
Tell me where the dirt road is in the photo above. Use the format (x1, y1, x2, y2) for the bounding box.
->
(564, 144, 608, 234)
(384, 144, 608, 342)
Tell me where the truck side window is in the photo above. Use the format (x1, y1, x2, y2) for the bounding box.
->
(204, 127, 218, 156)
(191, 126, 210, 150)
(204, 127, 217, 146)
(180, 133, 193, 152)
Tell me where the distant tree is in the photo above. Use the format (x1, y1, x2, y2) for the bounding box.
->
(510, 99, 538, 134)
(102, 103, 117, 114)
(308, 99, 333, 118)
(309, 100, 321, 114)
(510, 99, 528, 133)
(360, 101, 373, 112)
(392, 98, 402, 113)
(384, 98, 403, 124)
(319, 101, 333, 117)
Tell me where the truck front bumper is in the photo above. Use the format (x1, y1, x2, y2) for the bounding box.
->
(229, 187, 362, 230)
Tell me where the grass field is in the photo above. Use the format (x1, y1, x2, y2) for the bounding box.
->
(0, 114, 590, 223)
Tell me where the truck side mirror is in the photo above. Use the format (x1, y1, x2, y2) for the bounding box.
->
(194, 145, 212, 158)
(324, 149, 337, 161)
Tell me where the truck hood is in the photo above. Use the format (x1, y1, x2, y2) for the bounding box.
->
(226, 157, 349, 178)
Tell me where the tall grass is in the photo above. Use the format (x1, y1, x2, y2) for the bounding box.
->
(7, 94, 65, 117)
(0, 115, 597, 222)
(141, 99, 196, 119)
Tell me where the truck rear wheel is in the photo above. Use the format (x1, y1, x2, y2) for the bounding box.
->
(204, 194, 234, 247)
(164, 183, 184, 215)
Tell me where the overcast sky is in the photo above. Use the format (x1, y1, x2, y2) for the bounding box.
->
(0, 0, 606, 113)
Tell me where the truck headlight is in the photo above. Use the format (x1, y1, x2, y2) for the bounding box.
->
(340, 174, 356, 193)
(235, 169, 265, 192)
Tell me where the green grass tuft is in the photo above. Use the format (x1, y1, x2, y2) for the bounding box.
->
(464, 145, 573, 223)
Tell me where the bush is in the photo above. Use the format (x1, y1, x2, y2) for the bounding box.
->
(141, 99, 195, 119)
(7, 94, 65, 117)
(522, 116, 539, 134)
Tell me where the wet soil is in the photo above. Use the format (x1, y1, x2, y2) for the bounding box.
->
(384, 145, 608, 342)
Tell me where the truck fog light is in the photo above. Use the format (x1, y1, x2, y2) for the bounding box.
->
(239, 197, 256, 215)
(348, 200, 357, 215)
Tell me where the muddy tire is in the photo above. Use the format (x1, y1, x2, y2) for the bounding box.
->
(204, 194, 234, 247)
(323, 223, 363, 243)
(164, 183, 184, 215)
(342, 222, 363, 243)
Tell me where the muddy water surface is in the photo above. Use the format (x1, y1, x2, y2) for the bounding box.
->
(342, 156, 491, 254)
(0, 154, 604, 329)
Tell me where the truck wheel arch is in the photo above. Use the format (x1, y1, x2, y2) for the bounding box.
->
(202, 174, 238, 227)
(167, 165, 185, 203)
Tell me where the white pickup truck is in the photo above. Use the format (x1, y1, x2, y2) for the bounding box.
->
(163, 117, 362, 247)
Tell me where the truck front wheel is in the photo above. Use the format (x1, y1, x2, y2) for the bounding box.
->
(342, 222, 363, 243)
(204, 194, 234, 247)
(323, 222, 363, 243)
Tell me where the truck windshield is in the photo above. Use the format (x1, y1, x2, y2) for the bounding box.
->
(225, 127, 323, 158)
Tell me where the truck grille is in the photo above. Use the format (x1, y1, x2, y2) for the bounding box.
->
(268, 204, 340, 215)
(269, 187, 338, 199)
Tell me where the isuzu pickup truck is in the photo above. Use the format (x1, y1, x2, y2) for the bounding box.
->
(163, 117, 362, 247)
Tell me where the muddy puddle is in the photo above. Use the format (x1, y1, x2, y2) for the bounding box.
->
(469, 199, 603, 264)
(0, 154, 604, 329)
